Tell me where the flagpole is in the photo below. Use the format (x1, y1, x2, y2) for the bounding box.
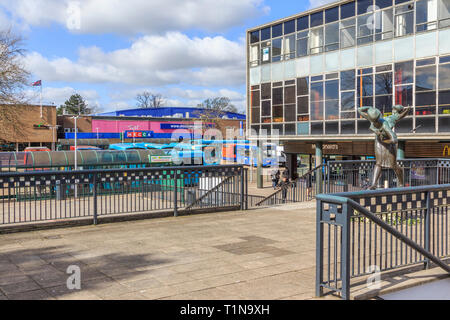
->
(40, 82, 43, 118)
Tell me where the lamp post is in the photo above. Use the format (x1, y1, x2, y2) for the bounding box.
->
(96, 127, 99, 140)
(72, 115, 79, 170)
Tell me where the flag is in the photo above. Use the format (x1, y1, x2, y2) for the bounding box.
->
(31, 80, 42, 86)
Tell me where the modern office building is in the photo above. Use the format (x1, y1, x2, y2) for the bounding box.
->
(247, 0, 450, 173)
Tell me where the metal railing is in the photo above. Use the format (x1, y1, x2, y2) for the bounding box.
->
(257, 159, 450, 206)
(0, 164, 247, 227)
(316, 184, 450, 299)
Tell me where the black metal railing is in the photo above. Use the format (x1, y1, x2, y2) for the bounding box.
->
(316, 184, 450, 299)
(0, 165, 247, 227)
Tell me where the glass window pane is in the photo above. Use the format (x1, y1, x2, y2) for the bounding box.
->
(439, 89, 450, 107)
(297, 77, 309, 95)
(311, 82, 324, 101)
(439, 64, 450, 89)
(341, 2, 356, 19)
(284, 19, 296, 34)
(262, 100, 271, 116)
(297, 16, 309, 31)
(310, 27, 324, 54)
(325, 22, 340, 52)
(273, 124, 283, 135)
(415, 117, 436, 133)
(325, 80, 339, 100)
(395, 84, 413, 106)
(358, 75, 374, 97)
(375, 9, 394, 41)
(341, 91, 356, 110)
(395, 117, 413, 132)
(261, 83, 271, 99)
(341, 121, 356, 134)
(261, 42, 271, 64)
(358, 120, 371, 133)
(416, 0, 438, 32)
(375, 95, 393, 114)
(358, 0, 374, 15)
(251, 90, 260, 107)
(438, 117, 450, 131)
(284, 104, 296, 122)
(341, 70, 356, 90)
(285, 123, 296, 135)
(325, 122, 339, 134)
(272, 24, 282, 38)
(416, 91, 436, 106)
(416, 66, 436, 91)
(261, 27, 271, 41)
(273, 87, 283, 105)
(340, 18, 356, 48)
(375, 72, 393, 95)
(297, 122, 309, 135)
(311, 11, 324, 27)
(311, 122, 324, 134)
(325, 6, 339, 23)
(250, 31, 260, 43)
(325, 100, 340, 119)
(284, 86, 296, 104)
(377, 0, 393, 8)
(284, 35, 296, 59)
(272, 38, 282, 59)
(439, 0, 450, 27)
(311, 101, 324, 120)
(395, 4, 414, 36)
(272, 105, 283, 122)
(296, 33, 309, 57)
(394, 60, 414, 84)
(297, 96, 309, 114)
(251, 108, 260, 123)
(358, 13, 374, 44)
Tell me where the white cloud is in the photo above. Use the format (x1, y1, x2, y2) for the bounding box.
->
(25, 86, 100, 107)
(22, 32, 246, 87)
(0, 0, 270, 34)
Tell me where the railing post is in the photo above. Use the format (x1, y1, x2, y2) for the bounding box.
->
(424, 190, 431, 269)
(240, 166, 245, 211)
(174, 170, 178, 217)
(316, 199, 324, 297)
(93, 173, 98, 225)
(341, 202, 352, 300)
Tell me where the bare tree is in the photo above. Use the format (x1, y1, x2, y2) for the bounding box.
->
(136, 91, 165, 108)
(0, 30, 30, 142)
(194, 97, 238, 131)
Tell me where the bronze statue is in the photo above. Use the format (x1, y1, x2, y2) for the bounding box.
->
(358, 105, 410, 190)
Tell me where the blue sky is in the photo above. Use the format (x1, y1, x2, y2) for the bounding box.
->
(0, 0, 331, 113)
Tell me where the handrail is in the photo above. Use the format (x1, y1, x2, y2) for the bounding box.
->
(185, 175, 234, 210)
(316, 193, 450, 274)
(255, 164, 325, 206)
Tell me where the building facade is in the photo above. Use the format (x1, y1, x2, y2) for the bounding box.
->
(247, 0, 450, 163)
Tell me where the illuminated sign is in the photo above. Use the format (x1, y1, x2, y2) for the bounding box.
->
(124, 131, 153, 138)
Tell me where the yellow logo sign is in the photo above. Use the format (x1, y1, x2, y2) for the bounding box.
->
(444, 145, 450, 157)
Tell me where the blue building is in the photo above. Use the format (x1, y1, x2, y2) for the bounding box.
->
(97, 107, 246, 120)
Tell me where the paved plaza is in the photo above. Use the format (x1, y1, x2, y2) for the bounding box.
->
(0, 201, 447, 300)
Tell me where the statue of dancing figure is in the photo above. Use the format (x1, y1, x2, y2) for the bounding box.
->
(357, 105, 411, 190)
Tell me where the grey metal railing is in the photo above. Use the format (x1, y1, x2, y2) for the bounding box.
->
(257, 159, 450, 207)
(0, 165, 248, 227)
(316, 184, 450, 299)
